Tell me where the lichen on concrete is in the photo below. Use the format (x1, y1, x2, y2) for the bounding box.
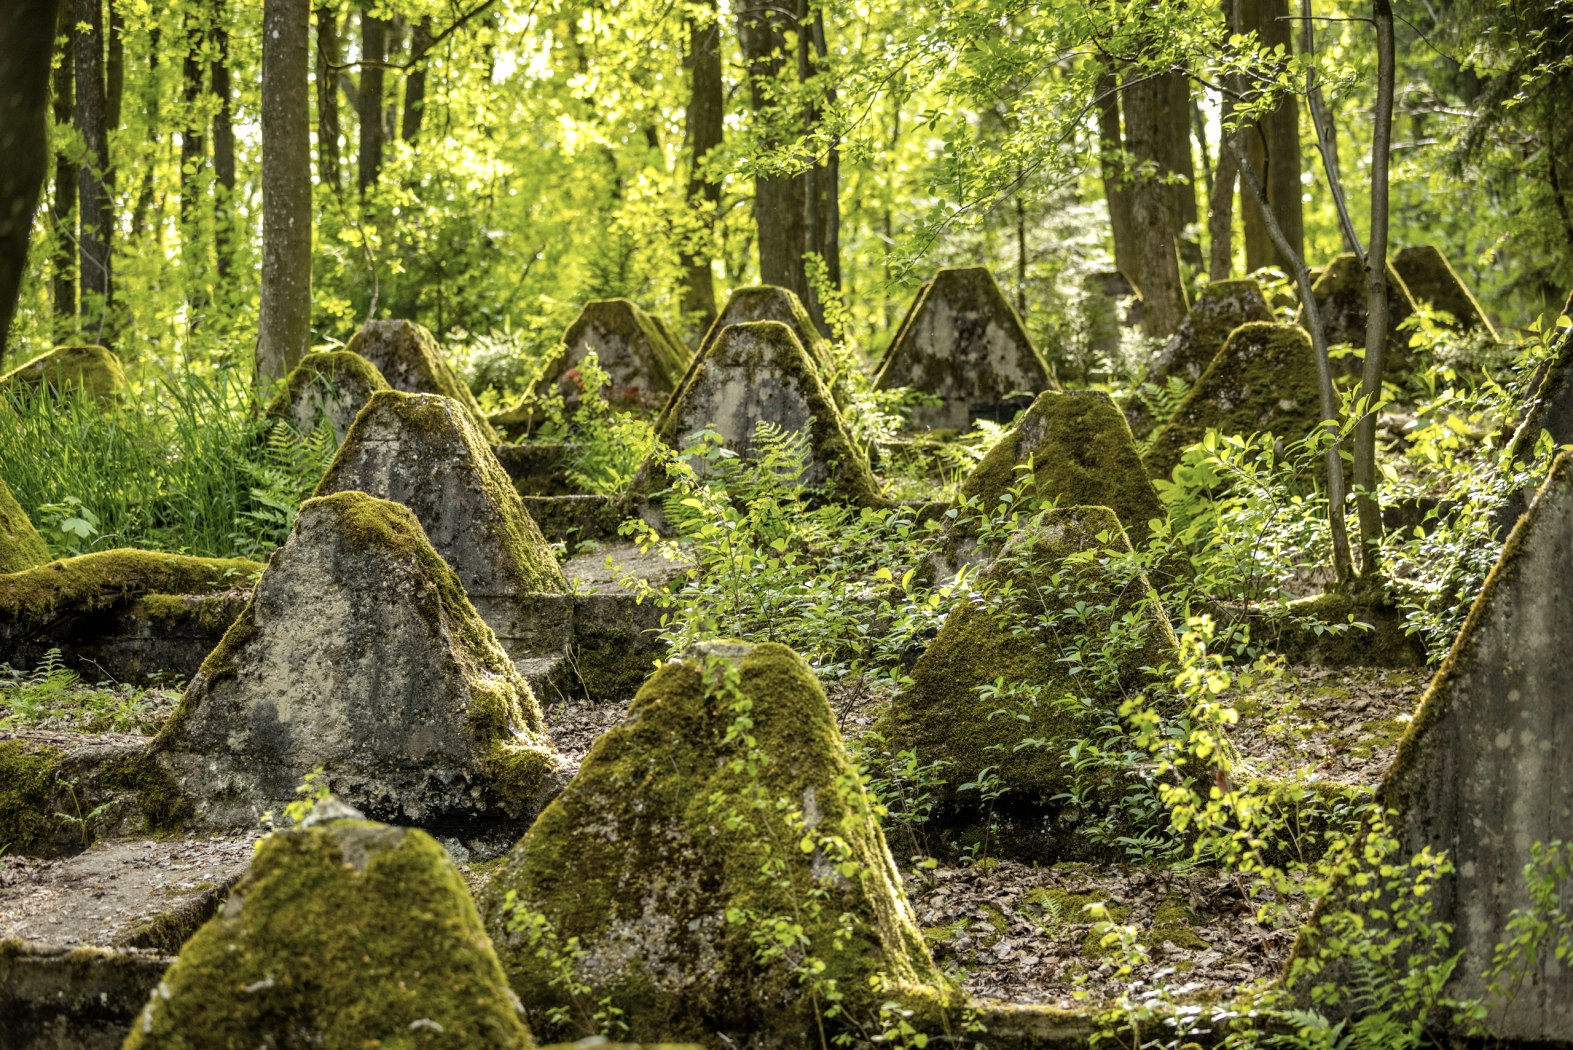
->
(647, 321, 884, 505)
(152, 491, 562, 830)
(314, 391, 569, 660)
(874, 266, 1057, 431)
(1142, 322, 1323, 480)
(124, 806, 534, 1048)
(262, 350, 390, 443)
(0, 345, 126, 404)
(344, 319, 497, 439)
(0, 475, 50, 573)
(958, 390, 1165, 545)
(480, 640, 952, 1046)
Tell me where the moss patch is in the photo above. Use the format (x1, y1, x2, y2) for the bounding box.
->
(959, 390, 1165, 545)
(1392, 245, 1495, 337)
(0, 475, 50, 573)
(345, 319, 497, 440)
(124, 817, 534, 1048)
(0, 549, 261, 622)
(0, 345, 125, 403)
(1143, 322, 1324, 481)
(1147, 278, 1274, 388)
(0, 740, 66, 854)
(481, 641, 952, 1045)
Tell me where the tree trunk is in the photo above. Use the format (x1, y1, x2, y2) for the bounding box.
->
(736, 0, 813, 311)
(679, 0, 723, 332)
(212, 13, 236, 282)
(401, 15, 432, 143)
(357, 11, 387, 193)
(258, 0, 312, 385)
(314, 4, 341, 190)
(1354, 0, 1396, 577)
(0, 0, 65, 361)
(1166, 73, 1198, 243)
(52, 5, 76, 324)
(106, 1, 123, 133)
(810, 9, 840, 300)
(129, 25, 158, 238)
(1094, 71, 1136, 280)
(1237, 0, 1304, 273)
(1121, 71, 1189, 337)
(180, 10, 206, 235)
(74, 0, 113, 346)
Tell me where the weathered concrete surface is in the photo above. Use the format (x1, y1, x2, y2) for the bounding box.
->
(152, 492, 563, 832)
(652, 321, 882, 504)
(875, 266, 1056, 431)
(315, 392, 571, 665)
(1296, 254, 1420, 376)
(263, 350, 390, 443)
(0, 345, 125, 404)
(492, 441, 578, 497)
(1316, 453, 1573, 1042)
(480, 641, 948, 1047)
(1147, 279, 1274, 388)
(1392, 244, 1496, 337)
(1497, 294, 1573, 532)
(123, 806, 533, 1048)
(534, 298, 690, 413)
(344, 319, 497, 438)
(0, 942, 170, 1050)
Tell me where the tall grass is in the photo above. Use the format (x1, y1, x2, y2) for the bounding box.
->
(0, 368, 337, 561)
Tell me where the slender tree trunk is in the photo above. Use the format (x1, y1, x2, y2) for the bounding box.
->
(383, 17, 403, 143)
(1208, 95, 1239, 281)
(1094, 71, 1136, 280)
(0, 0, 65, 361)
(1122, 71, 1189, 336)
(106, 1, 123, 133)
(357, 11, 387, 193)
(811, 9, 840, 298)
(180, 10, 206, 236)
(736, 0, 813, 311)
(401, 15, 432, 143)
(315, 5, 341, 190)
(1237, 0, 1304, 273)
(1301, 0, 1362, 257)
(1354, 0, 1396, 577)
(74, 0, 113, 346)
(52, 7, 77, 324)
(1233, 131, 1354, 583)
(258, 0, 312, 385)
(129, 26, 159, 238)
(212, 14, 235, 282)
(679, 0, 724, 332)
(1166, 72, 1199, 267)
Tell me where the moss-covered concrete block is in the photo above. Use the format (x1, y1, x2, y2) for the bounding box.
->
(1300, 453, 1573, 1042)
(875, 267, 1056, 431)
(152, 492, 563, 830)
(124, 805, 534, 1048)
(0, 549, 259, 624)
(1, 475, 50, 573)
(0, 345, 126, 404)
(344, 319, 497, 439)
(481, 640, 950, 1046)
(1143, 322, 1323, 480)
(533, 299, 691, 413)
(1392, 244, 1495, 337)
(1148, 279, 1274, 388)
(262, 350, 390, 443)
(881, 508, 1176, 830)
(1, 942, 171, 1050)
(315, 391, 570, 662)
(1296, 254, 1420, 376)
(649, 321, 883, 504)
(958, 391, 1164, 546)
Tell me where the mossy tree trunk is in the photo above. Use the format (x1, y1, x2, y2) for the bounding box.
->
(0, 0, 64, 362)
(51, 3, 76, 327)
(258, 0, 313, 386)
(75, 0, 114, 347)
(357, 10, 387, 194)
(1236, 0, 1304, 274)
(679, 0, 724, 334)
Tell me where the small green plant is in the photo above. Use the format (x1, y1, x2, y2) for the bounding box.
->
(52, 775, 117, 849)
(500, 899, 630, 1040)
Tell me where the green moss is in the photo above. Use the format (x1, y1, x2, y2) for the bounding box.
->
(124, 817, 535, 1048)
(533, 299, 693, 404)
(1268, 578, 1428, 668)
(314, 390, 569, 596)
(481, 640, 951, 1045)
(651, 320, 886, 506)
(261, 350, 391, 431)
(102, 751, 196, 834)
(0, 475, 50, 573)
(0, 549, 261, 622)
(0, 344, 126, 403)
(134, 592, 241, 634)
(959, 390, 1165, 544)
(1143, 322, 1324, 481)
(1392, 245, 1495, 337)
(1148, 279, 1274, 387)
(879, 508, 1176, 821)
(345, 319, 498, 440)
(0, 741, 66, 853)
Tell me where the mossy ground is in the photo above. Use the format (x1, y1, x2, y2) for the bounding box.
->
(0, 550, 262, 621)
(124, 818, 534, 1048)
(0, 345, 126, 403)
